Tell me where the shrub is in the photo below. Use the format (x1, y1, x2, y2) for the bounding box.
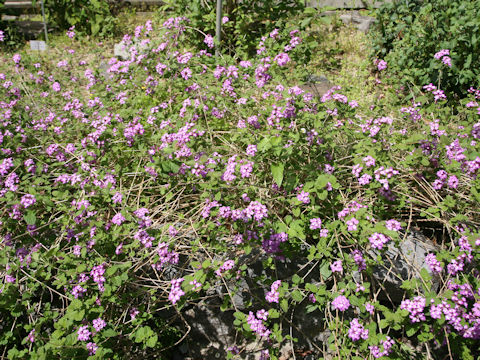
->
(0, 0, 24, 49)
(0, 21, 24, 49)
(160, 0, 306, 56)
(370, 0, 480, 98)
(39, 0, 116, 37)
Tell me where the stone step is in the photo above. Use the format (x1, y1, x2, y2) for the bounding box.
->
(125, 0, 164, 4)
(1, 15, 19, 21)
(308, 0, 392, 9)
(4, 1, 37, 9)
(15, 20, 45, 38)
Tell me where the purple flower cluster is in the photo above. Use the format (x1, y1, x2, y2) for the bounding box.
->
(296, 190, 310, 204)
(90, 263, 106, 292)
(369, 336, 394, 358)
(385, 219, 401, 231)
(265, 280, 281, 303)
(331, 295, 350, 311)
(423, 83, 447, 102)
(27, 329, 35, 343)
(86, 342, 98, 355)
(134, 207, 152, 228)
(346, 217, 359, 231)
(274, 52, 290, 67)
(337, 201, 367, 219)
(77, 325, 91, 341)
(369, 232, 390, 250)
(134, 229, 155, 248)
(12, 54, 21, 64)
(262, 232, 287, 254)
(246, 144, 257, 157)
(111, 212, 125, 225)
(20, 194, 36, 208)
(169, 278, 185, 305)
(215, 259, 235, 276)
(400, 296, 426, 323)
(66, 26, 75, 39)
(152, 242, 179, 270)
(425, 253, 443, 273)
(374, 59, 387, 71)
(348, 318, 369, 341)
(352, 250, 366, 271)
(71, 284, 87, 298)
(434, 49, 452, 67)
(247, 310, 271, 338)
(309, 217, 322, 230)
(330, 260, 343, 274)
(204, 34, 214, 49)
(92, 317, 106, 332)
(244, 201, 268, 222)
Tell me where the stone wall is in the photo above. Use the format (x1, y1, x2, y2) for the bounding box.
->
(308, 0, 392, 8)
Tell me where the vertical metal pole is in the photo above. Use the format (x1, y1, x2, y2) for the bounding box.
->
(215, 0, 222, 57)
(41, 0, 48, 43)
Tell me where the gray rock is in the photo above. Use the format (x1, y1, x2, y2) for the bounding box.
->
(114, 38, 151, 60)
(114, 41, 132, 60)
(299, 75, 333, 98)
(98, 61, 110, 78)
(368, 230, 440, 303)
(183, 303, 237, 358)
(339, 12, 376, 32)
(178, 250, 329, 358)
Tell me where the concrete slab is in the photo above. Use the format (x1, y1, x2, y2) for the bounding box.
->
(308, 0, 392, 9)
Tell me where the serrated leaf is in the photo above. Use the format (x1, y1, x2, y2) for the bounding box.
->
(320, 261, 332, 279)
(269, 309, 280, 318)
(24, 211, 36, 225)
(291, 290, 303, 302)
(102, 329, 117, 337)
(292, 274, 302, 285)
(406, 325, 418, 337)
(271, 163, 284, 187)
(146, 334, 158, 347)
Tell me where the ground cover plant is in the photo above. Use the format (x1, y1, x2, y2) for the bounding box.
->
(0, 7, 480, 360)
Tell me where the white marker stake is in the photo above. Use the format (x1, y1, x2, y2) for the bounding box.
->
(30, 40, 47, 51)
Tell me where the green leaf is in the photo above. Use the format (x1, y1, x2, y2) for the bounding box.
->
(269, 309, 280, 318)
(291, 290, 303, 302)
(461, 343, 474, 360)
(315, 174, 329, 188)
(318, 190, 328, 200)
(258, 137, 272, 152)
(292, 207, 301, 217)
(24, 211, 36, 225)
(102, 329, 117, 337)
(146, 334, 158, 347)
(271, 163, 284, 187)
(134, 326, 154, 343)
(418, 331, 434, 342)
(292, 274, 302, 285)
(234, 311, 246, 320)
(406, 325, 418, 337)
(320, 261, 332, 279)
